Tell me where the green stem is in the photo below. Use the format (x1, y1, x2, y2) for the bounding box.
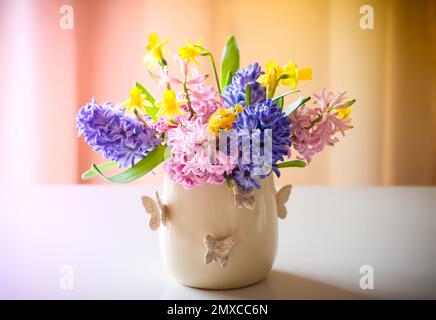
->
(206, 53, 221, 94)
(304, 114, 323, 130)
(245, 84, 251, 105)
(183, 77, 194, 116)
(134, 109, 149, 128)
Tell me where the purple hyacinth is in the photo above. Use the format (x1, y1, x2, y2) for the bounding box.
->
(76, 98, 161, 167)
(231, 99, 292, 191)
(232, 167, 261, 191)
(223, 63, 266, 107)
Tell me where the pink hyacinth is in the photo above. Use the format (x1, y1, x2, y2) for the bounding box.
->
(189, 78, 222, 122)
(160, 57, 222, 122)
(163, 117, 235, 189)
(290, 89, 353, 163)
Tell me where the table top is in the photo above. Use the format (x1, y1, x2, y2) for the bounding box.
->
(1, 185, 435, 299)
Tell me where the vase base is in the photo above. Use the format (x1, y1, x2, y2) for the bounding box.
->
(174, 274, 269, 290)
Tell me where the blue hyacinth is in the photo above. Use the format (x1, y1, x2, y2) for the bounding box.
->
(223, 63, 266, 107)
(76, 98, 161, 167)
(231, 99, 292, 191)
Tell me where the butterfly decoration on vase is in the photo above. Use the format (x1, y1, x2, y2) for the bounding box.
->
(232, 184, 255, 210)
(141, 191, 168, 231)
(276, 185, 292, 219)
(204, 235, 236, 268)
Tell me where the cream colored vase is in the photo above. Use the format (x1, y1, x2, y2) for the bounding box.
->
(157, 175, 291, 289)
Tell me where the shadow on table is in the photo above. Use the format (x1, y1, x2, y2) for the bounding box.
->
(204, 270, 369, 299)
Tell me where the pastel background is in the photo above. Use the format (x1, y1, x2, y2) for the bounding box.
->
(0, 0, 435, 187)
(1, 0, 436, 301)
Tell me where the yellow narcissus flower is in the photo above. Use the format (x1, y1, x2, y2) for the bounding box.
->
(256, 61, 284, 98)
(337, 107, 351, 119)
(234, 103, 243, 114)
(257, 60, 312, 97)
(256, 61, 283, 88)
(156, 89, 187, 120)
(143, 33, 169, 68)
(334, 99, 355, 119)
(123, 87, 148, 115)
(207, 104, 243, 135)
(281, 59, 312, 90)
(179, 38, 203, 64)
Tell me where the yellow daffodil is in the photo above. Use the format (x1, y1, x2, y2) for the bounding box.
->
(123, 87, 148, 115)
(179, 38, 203, 64)
(156, 89, 187, 120)
(234, 103, 244, 114)
(143, 33, 169, 68)
(333, 98, 355, 119)
(337, 107, 351, 119)
(207, 104, 243, 135)
(256, 61, 283, 88)
(281, 59, 312, 90)
(257, 60, 312, 97)
(256, 61, 284, 98)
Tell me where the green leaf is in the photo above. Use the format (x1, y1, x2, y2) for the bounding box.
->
(223, 71, 233, 88)
(277, 160, 307, 168)
(81, 161, 118, 180)
(272, 90, 300, 104)
(135, 82, 159, 121)
(276, 96, 284, 108)
(220, 36, 239, 91)
(283, 96, 311, 116)
(92, 145, 169, 183)
(135, 82, 155, 105)
(225, 174, 233, 189)
(245, 84, 251, 105)
(144, 106, 159, 121)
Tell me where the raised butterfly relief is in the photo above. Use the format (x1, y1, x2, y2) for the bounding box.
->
(276, 185, 292, 219)
(204, 235, 236, 268)
(232, 184, 255, 209)
(141, 191, 168, 231)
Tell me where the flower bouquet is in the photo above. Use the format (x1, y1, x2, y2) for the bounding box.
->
(76, 34, 355, 289)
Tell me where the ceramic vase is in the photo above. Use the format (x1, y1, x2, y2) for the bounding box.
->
(155, 175, 291, 289)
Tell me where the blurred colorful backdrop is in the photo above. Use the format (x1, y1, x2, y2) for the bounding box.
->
(0, 0, 435, 186)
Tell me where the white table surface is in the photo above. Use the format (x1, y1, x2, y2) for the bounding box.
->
(1, 185, 435, 299)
